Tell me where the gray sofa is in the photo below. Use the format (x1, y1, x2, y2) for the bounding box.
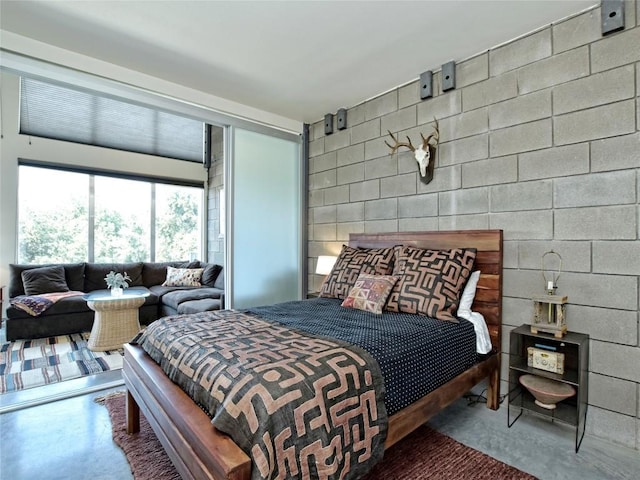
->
(5, 260, 224, 341)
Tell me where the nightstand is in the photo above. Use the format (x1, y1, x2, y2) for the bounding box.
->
(508, 324, 589, 452)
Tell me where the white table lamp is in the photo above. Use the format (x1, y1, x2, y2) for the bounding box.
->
(316, 255, 337, 275)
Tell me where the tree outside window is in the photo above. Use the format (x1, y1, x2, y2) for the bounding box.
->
(94, 176, 150, 262)
(18, 167, 88, 263)
(18, 166, 203, 264)
(156, 184, 201, 262)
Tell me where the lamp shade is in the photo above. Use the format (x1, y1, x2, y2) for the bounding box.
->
(316, 255, 337, 275)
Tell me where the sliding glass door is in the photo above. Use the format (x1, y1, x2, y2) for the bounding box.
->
(227, 127, 302, 308)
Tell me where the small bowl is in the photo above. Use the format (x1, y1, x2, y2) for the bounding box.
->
(519, 374, 575, 410)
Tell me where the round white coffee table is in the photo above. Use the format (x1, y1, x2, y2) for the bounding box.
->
(84, 290, 149, 351)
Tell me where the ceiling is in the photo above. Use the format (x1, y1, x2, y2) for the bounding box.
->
(0, 1, 598, 124)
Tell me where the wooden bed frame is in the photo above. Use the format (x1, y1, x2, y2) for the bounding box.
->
(123, 229, 503, 480)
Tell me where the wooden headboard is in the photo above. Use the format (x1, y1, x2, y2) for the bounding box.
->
(349, 229, 503, 353)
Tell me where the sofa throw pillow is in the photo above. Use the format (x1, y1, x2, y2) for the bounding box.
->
(21, 265, 70, 296)
(162, 267, 205, 287)
(319, 245, 396, 300)
(10, 263, 85, 298)
(341, 274, 399, 315)
(386, 247, 477, 322)
(200, 263, 223, 287)
(213, 268, 224, 290)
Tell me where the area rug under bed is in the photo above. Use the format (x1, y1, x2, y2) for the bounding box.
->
(0, 333, 123, 393)
(102, 392, 537, 480)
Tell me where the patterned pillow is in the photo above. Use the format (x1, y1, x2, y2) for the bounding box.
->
(319, 245, 396, 300)
(162, 267, 205, 287)
(341, 274, 399, 314)
(385, 246, 477, 322)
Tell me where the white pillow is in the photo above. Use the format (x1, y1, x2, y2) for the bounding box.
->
(457, 270, 480, 318)
(162, 267, 204, 287)
(467, 311, 493, 354)
(456, 271, 492, 354)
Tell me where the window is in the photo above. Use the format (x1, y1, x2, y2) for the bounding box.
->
(94, 177, 151, 262)
(20, 77, 205, 162)
(155, 184, 202, 262)
(18, 167, 89, 263)
(17, 165, 203, 264)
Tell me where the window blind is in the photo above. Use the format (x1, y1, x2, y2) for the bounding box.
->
(20, 77, 204, 163)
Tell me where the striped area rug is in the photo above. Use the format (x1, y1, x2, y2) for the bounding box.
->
(0, 333, 123, 393)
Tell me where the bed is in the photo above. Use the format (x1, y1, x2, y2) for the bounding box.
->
(123, 229, 503, 480)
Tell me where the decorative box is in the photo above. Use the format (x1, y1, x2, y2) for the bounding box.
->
(527, 347, 565, 374)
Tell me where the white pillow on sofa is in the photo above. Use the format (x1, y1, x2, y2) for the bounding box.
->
(162, 267, 204, 287)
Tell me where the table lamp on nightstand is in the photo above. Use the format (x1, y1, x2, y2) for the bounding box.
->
(316, 255, 337, 276)
(531, 250, 568, 338)
(308, 255, 337, 298)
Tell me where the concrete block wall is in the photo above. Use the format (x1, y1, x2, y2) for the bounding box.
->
(307, 2, 640, 450)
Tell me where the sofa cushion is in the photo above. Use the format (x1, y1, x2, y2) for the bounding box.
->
(161, 288, 223, 310)
(213, 268, 224, 289)
(7, 295, 91, 319)
(199, 263, 223, 287)
(162, 267, 204, 287)
(84, 263, 143, 291)
(142, 261, 189, 287)
(147, 285, 193, 297)
(128, 286, 159, 306)
(9, 263, 85, 298)
(178, 299, 222, 314)
(21, 265, 70, 296)
(64, 263, 86, 292)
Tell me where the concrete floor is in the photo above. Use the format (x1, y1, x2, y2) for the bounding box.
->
(0, 377, 132, 480)
(1, 376, 639, 480)
(431, 392, 640, 480)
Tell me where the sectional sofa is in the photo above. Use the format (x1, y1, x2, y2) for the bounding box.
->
(5, 260, 224, 341)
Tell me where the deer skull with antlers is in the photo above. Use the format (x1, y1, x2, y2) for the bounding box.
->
(385, 120, 439, 178)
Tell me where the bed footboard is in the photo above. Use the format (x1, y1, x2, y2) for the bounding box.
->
(123, 343, 251, 480)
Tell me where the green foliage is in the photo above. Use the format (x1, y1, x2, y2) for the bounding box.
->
(94, 209, 149, 263)
(19, 189, 200, 264)
(19, 206, 87, 263)
(156, 191, 199, 261)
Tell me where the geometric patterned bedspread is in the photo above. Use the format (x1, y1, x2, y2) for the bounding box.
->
(135, 309, 387, 480)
